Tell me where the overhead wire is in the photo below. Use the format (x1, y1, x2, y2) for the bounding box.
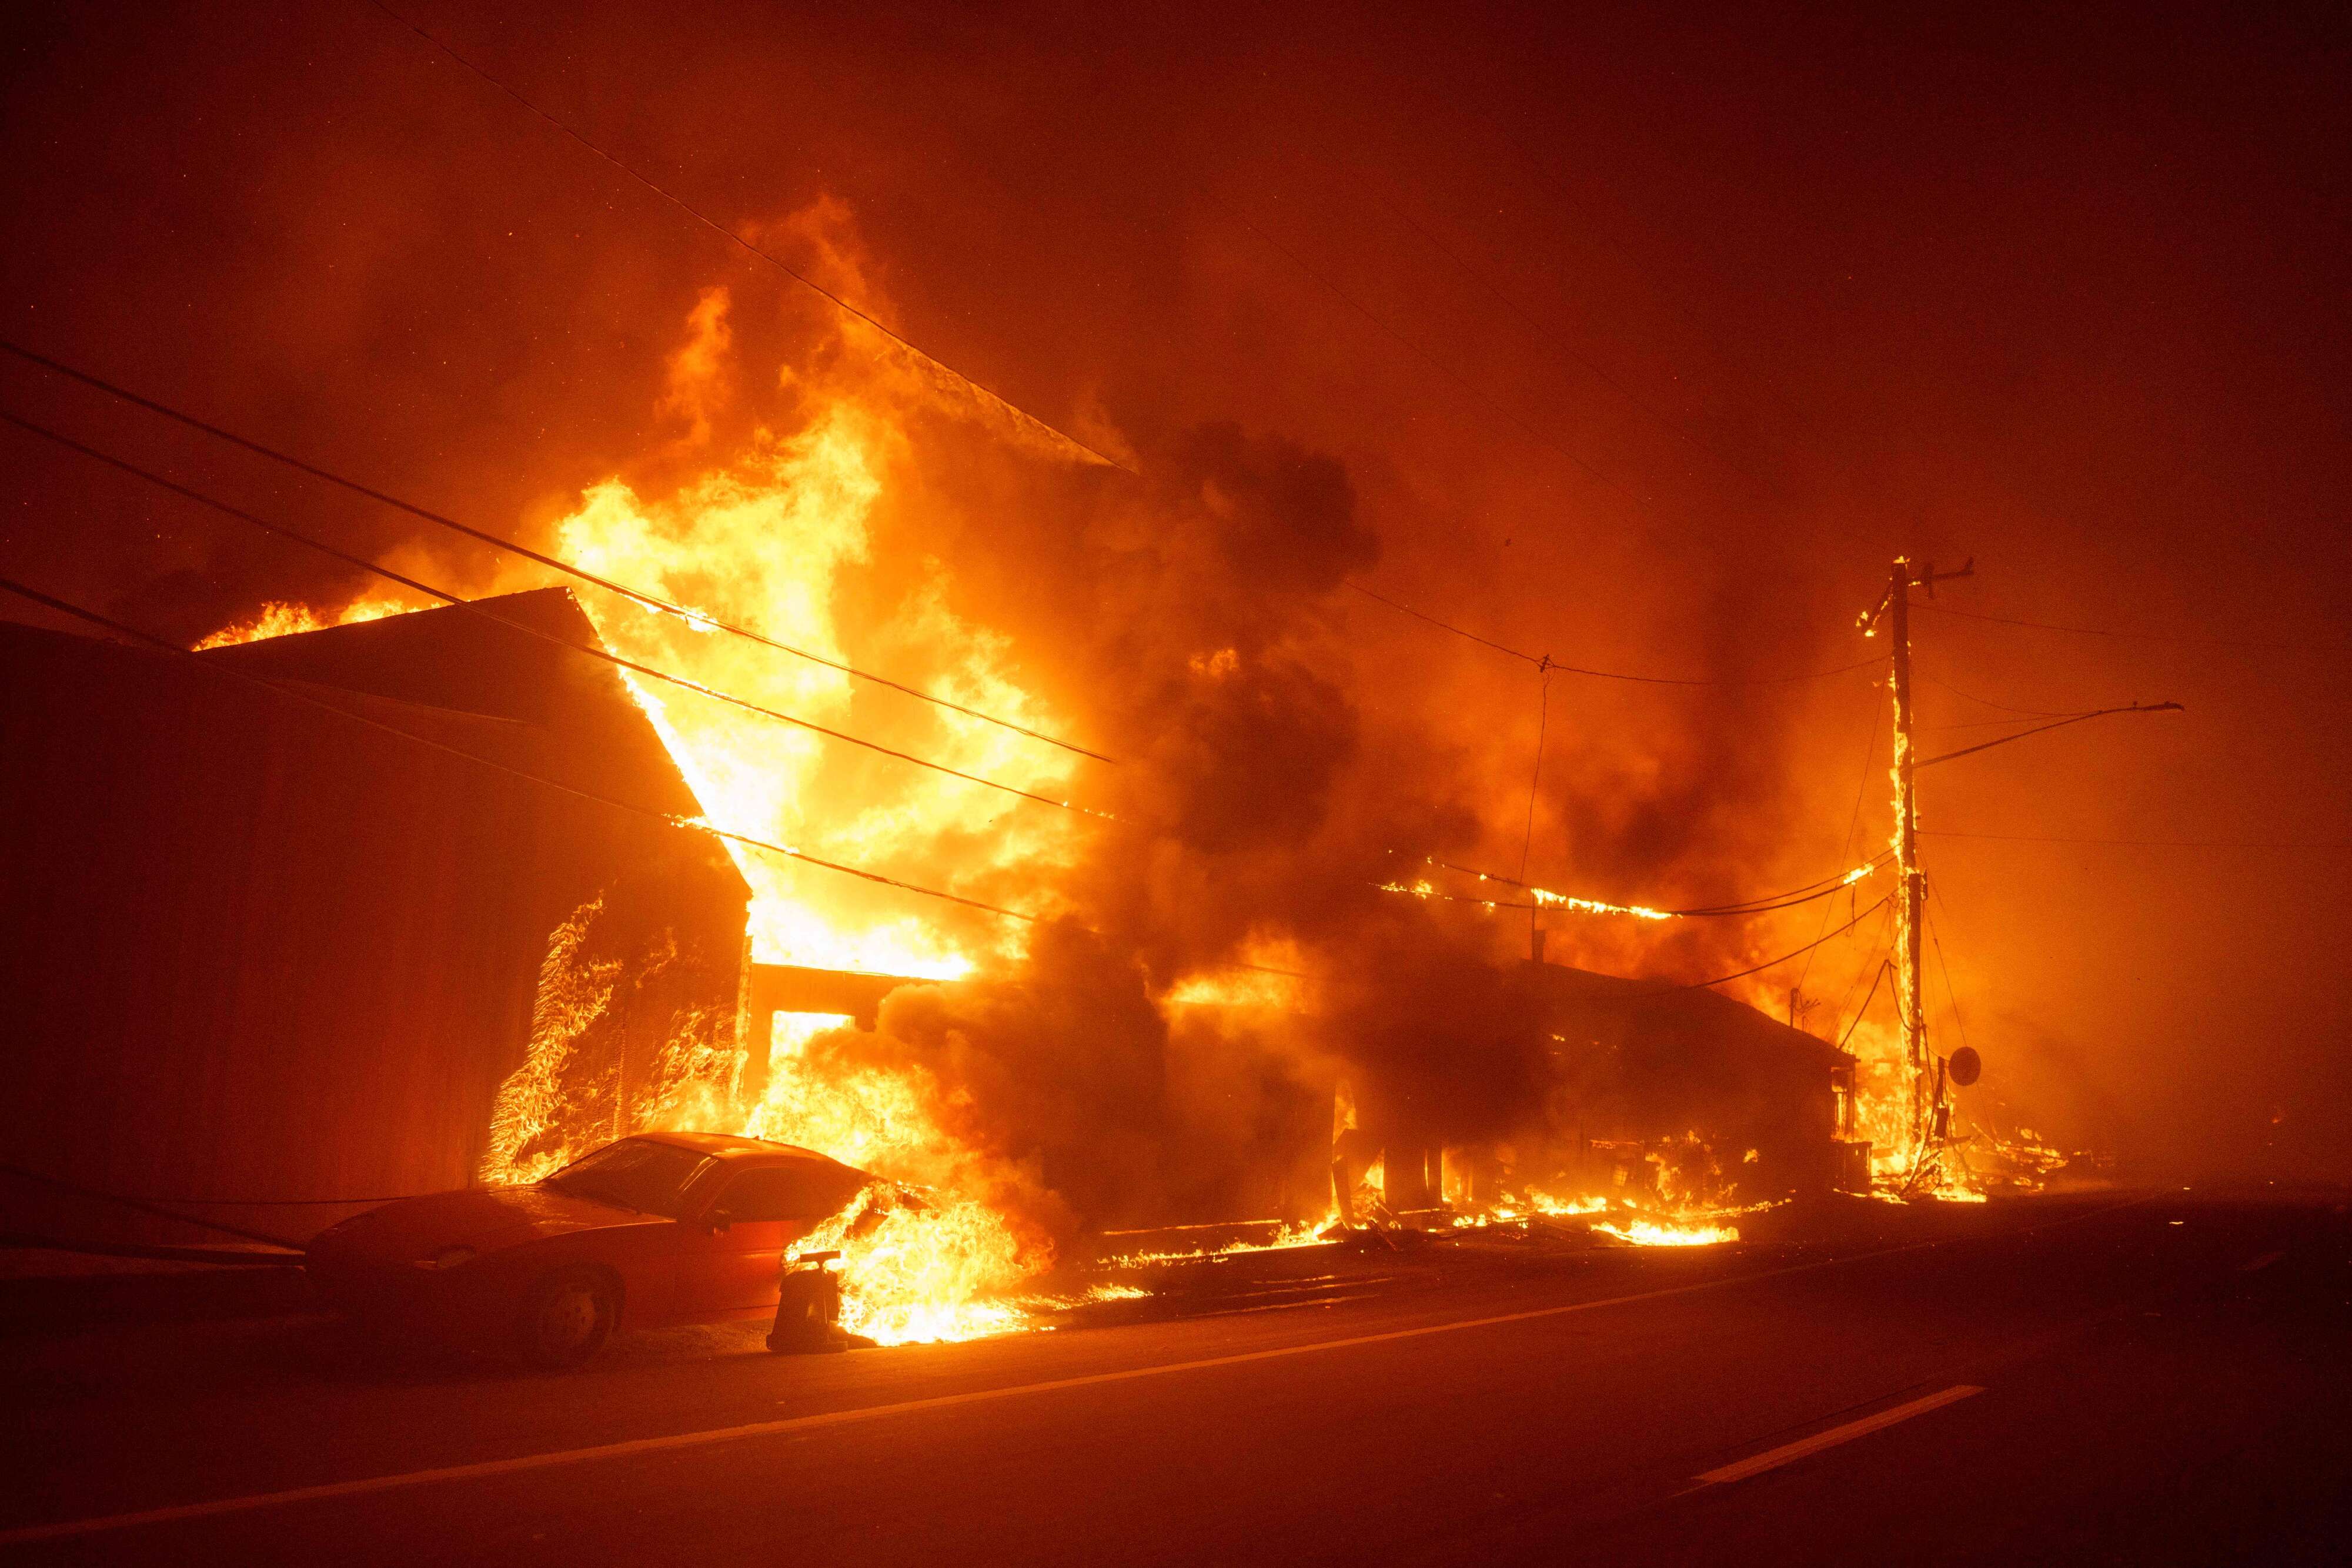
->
(1923, 895, 1972, 1064)
(1516, 666, 1552, 882)
(1836, 958, 1890, 1052)
(1916, 671, 2086, 720)
(1912, 596, 2347, 656)
(1913, 702, 2181, 770)
(1794, 683, 1883, 1006)
(1829, 901, 1897, 1044)
(1920, 714, 2093, 733)
(2, 409, 1119, 824)
(1625, 894, 1891, 997)
(1345, 581, 1879, 687)
(1920, 829, 2352, 850)
(0, 338, 1116, 764)
(1401, 847, 1890, 919)
(363, 2, 1135, 479)
(1345, 581, 1545, 668)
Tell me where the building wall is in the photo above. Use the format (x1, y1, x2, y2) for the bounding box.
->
(0, 625, 747, 1245)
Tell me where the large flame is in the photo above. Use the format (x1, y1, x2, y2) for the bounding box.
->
(199, 266, 1101, 1340)
(542, 383, 1088, 978)
(194, 592, 419, 648)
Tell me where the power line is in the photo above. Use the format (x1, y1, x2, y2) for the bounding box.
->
(0, 338, 1116, 764)
(1516, 667, 1551, 882)
(1419, 848, 1890, 912)
(1653, 857, 1890, 917)
(1912, 596, 2348, 656)
(1923, 898, 1972, 1062)
(1836, 958, 1890, 1052)
(1395, 848, 1889, 920)
(3, 409, 1117, 823)
(0, 574, 1049, 929)
(365, 1, 1134, 480)
(1795, 686, 1883, 1004)
(1815, 892, 1896, 1053)
(1628, 894, 1891, 997)
(1919, 715, 2090, 733)
(1346, 581, 1545, 667)
(1916, 671, 2085, 720)
(1913, 702, 2182, 771)
(1920, 829, 2352, 850)
(1345, 580, 1879, 687)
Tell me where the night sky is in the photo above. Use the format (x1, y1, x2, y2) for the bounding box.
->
(4, 1, 2346, 1180)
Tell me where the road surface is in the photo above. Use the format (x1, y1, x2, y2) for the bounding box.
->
(5, 1192, 2347, 1564)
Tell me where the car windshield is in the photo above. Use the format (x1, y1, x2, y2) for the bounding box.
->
(542, 1139, 714, 1219)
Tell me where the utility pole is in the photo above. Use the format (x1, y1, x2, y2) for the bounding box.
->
(1856, 556, 2176, 1191)
(1863, 556, 1972, 1171)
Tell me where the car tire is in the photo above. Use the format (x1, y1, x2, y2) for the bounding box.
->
(520, 1267, 617, 1369)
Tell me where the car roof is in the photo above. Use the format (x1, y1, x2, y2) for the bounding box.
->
(634, 1129, 843, 1165)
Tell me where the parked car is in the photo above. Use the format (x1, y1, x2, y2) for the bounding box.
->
(306, 1131, 873, 1366)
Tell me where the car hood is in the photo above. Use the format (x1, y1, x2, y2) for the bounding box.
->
(312, 1185, 658, 1265)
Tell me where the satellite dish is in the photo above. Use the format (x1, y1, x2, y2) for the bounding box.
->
(1947, 1047, 1982, 1088)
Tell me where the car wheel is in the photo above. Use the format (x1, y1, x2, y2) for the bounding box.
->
(520, 1268, 616, 1369)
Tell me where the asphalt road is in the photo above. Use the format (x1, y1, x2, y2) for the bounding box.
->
(4, 1192, 2347, 1565)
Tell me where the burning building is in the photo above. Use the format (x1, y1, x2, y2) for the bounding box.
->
(0, 588, 750, 1245)
(0, 248, 1897, 1317)
(1516, 961, 1865, 1201)
(1319, 950, 1864, 1223)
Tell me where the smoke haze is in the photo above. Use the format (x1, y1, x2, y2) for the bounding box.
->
(4, 1, 2348, 1192)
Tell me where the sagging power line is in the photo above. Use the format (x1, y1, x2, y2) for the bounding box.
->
(1630, 895, 1892, 998)
(1389, 848, 1890, 920)
(1912, 596, 2348, 656)
(1921, 830, 2352, 850)
(1345, 581, 1879, 687)
(1790, 686, 1884, 1025)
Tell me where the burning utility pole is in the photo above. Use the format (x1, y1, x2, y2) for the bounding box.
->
(1860, 555, 2177, 1185)
(1862, 556, 1972, 1169)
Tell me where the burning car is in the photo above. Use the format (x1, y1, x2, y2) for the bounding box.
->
(306, 1131, 873, 1366)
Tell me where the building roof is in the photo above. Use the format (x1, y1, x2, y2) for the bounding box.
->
(1522, 961, 1854, 1071)
(201, 587, 708, 821)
